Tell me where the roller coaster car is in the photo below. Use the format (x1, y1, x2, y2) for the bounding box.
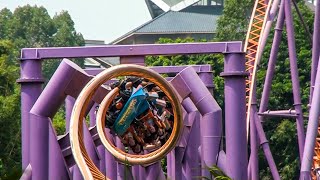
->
(104, 77, 174, 154)
(70, 65, 183, 179)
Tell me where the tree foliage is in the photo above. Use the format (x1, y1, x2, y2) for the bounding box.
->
(0, 40, 21, 178)
(215, 0, 254, 41)
(0, 5, 84, 179)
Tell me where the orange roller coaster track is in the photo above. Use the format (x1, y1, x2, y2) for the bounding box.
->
(244, 0, 272, 137)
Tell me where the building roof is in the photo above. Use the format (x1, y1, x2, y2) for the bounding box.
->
(111, 11, 219, 44)
(138, 11, 219, 33)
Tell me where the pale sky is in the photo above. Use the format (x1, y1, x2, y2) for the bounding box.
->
(0, 0, 152, 43)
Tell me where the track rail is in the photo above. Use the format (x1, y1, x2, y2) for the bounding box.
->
(244, 0, 273, 136)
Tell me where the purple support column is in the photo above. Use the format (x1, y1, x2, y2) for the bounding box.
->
(284, 0, 305, 160)
(249, 104, 259, 180)
(116, 137, 132, 180)
(198, 71, 214, 94)
(131, 165, 140, 180)
(146, 162, 165, 180)
(171, 67, 222, 178)
(254, 106, 281, 179)
(89, 103, 97, 126)
(28, 113, 49, 179)
(166, 152, 172, 178)
(65, 95, 75, 132)
(217, 151, 227, 173)
(105, 129, 117, 180)
(300, 60, 320, 179)
(252, 2, 285, 179)
(20, 164, 32, 180)
(73, 166, 83, 180)
(167, 148, 184, 179)
(310, 0, 320, 102)
(182, 98, 201, 179)
(83, 119, 100, 168)
(48, 122, 70, 180)
(17, 60, 44, 169)
(139, 165, 146, 180)
(220, 53, 248, 180)
(257, 0, 281, 62)
(259, 0, 285, 115)
(98, 146, 106, 175)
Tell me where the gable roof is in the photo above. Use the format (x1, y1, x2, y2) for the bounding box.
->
(111, 11, 219, 44)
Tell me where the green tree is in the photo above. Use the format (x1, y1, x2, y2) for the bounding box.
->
(0, 5, 85, 178)
(43, 10, 85, 80)
(215, 0, 254, 41)
(0, 8, 13, 40)
(0, 5, 85, 79)
(0, 40, 21, 179)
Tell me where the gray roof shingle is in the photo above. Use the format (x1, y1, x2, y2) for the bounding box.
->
(136, 11, 218, 33)
(111, 11, 220, 44)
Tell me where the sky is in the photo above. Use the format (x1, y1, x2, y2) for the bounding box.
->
(0, 0, 152, 43)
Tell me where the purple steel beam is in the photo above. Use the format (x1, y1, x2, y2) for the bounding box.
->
(105, 129, 117, 180)
(167, 148, 184, 179)
(198, 71, 214, 94)
(20, 42, 242, 60)
(249, 96, 259, 179)
(310, 0, 320, 102)
(254, 105, 281, 179)
(171, 66, 222, 178)
(48, 121, 71, 180)
(300, 60, 320, 179)
(88, 104, 107, 176)
(284, 0, 305, 160)
(151, 65, 211, 74)
(89, 104, 97, 127)
(65, 96, 75, 132)
(85, 65, 212, 76)
(257, 0, 281, 62)
(17, 59, 44, 169)
(116, 137, 131, 180)
(169, 107, 187, 180)
(65, 96, 75, 177)
(259, 0, 285, 115)
(120, 56, 145, 66)
(220, 53, 248, 180)
(181, 98, 201, 179)
(131, 165, 139, 180)
(83, 119, 100, 169)
(20, 164, 32, 180)
(254, 2, 285, 179)
(146, 162, 165, 180)
(169, 103, 186, 180)
(217, 151, 227, 173)
(139, 166, 146, 180)
(253, 75, 280, 180)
